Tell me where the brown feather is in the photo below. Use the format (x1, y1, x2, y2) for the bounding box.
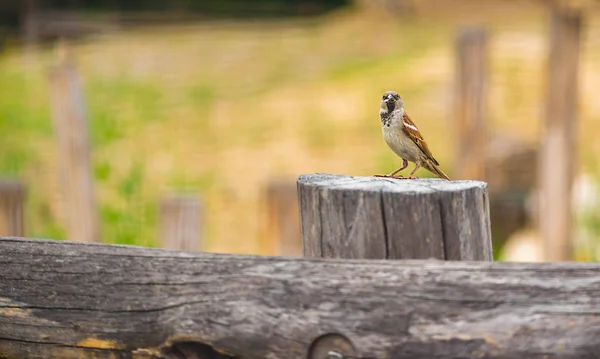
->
(423, 159, 450, 180)
(401, 112, 440, 166)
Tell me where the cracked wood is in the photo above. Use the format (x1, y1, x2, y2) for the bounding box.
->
(297, 173, 492, 260)
(0, 237, 599, 359)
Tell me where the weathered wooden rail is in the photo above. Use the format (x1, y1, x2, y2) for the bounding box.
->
(0, 237, 599, 359)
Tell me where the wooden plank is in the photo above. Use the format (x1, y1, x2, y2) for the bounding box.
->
(261, 180, 302, 256)
(454, 27, 487, 181)
(48, 41, 99, 243)
(0, 180, 25, 236)
(159, 195, 202, 251)
(538, 9, 581, 261)
(297, 174, 492, 260)
(0, 236, 599, 359)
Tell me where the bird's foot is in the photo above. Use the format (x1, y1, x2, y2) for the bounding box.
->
(407, 175, 419, 179)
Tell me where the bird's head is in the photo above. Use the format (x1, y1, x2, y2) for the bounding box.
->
(381, 91, 403, 114)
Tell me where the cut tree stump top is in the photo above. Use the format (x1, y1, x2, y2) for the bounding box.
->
(297, 173, 492, 261)
(298, 173, 487, 193)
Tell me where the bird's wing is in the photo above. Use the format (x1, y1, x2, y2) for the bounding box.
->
(401, 111, 439, 166)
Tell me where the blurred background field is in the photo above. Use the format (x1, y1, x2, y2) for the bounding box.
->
(0, 0, 600, 260)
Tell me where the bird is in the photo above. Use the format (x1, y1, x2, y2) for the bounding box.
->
(375, 90, 450, 180)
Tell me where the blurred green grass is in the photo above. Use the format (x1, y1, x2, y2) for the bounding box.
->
(0, 1, 599, 258)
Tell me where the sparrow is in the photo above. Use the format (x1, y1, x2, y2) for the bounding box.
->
(375, 90, 450, 180)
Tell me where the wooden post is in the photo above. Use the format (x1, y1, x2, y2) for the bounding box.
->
(261, 180, 302, 256)
(0, 180, 26, 236)
(538, 9, 581, 261)
(297, 174, 492, 261)
(454, 27, 487, 180)
(159, 195, 202, 251)
(48, 41, 100, 243)
(21, 0, 39, 61)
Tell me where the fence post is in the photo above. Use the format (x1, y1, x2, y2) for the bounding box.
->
(159, 195, 202, 251)
(21, 0, 39, 63)
(298, 174, 492, 261)
(260, 180, 302, 256)
(538, 8, 581, 261)
(48, 41, 99, 243)
(0, 180, 26, 237)
(454, 27, 487, 181)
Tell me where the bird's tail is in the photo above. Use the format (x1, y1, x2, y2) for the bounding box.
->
(423, 160, 450, 180)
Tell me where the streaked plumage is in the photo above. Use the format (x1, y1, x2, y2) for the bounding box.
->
(376, 90, 450, 180)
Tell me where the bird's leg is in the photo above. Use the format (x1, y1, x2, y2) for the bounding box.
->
(408, 163, 420, 179)
(375, 159, 408, 179)
(389, 159, 408, 177)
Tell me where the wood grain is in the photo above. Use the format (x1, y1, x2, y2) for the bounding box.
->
(297, 174, 492, 260)
(0, 236, 598, 359)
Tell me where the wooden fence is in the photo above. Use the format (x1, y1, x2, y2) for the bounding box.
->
(0, 175, 599, 358)
(0, 3, 593, 357)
